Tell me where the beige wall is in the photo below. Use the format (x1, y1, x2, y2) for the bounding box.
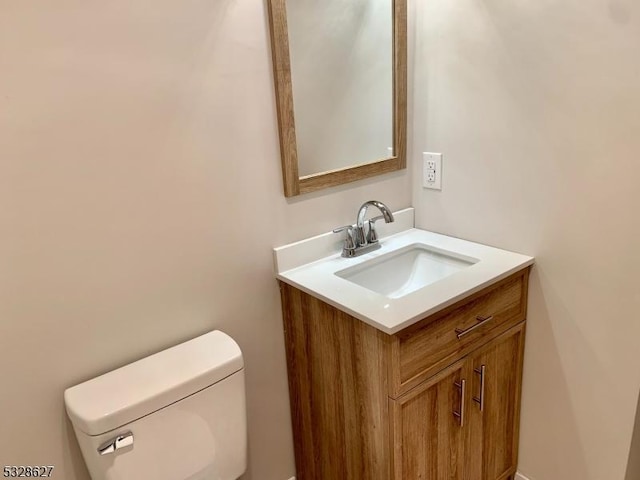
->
(412, 1, 640, 479)
(0, 1, 411, 479)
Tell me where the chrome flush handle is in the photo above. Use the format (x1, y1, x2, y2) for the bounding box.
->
(97, 431, 134, 456)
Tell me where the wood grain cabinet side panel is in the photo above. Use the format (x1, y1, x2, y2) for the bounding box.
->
(279, 283, 392, 480)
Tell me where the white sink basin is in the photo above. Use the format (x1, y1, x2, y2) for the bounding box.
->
(336, 244, 478, 299)
(273, 209, 534, 334)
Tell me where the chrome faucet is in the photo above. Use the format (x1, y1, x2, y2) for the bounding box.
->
(333, 200, 395, 258)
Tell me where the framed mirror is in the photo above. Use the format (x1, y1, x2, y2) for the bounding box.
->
(268, 0, 407, 197)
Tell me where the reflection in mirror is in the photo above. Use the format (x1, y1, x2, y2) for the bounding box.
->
(287, 0, 394, 177)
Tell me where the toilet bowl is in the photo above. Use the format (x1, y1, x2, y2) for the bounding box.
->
(64, 330, 247, 480)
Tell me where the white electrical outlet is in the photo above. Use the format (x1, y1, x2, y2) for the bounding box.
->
(423, 152, 442, 190)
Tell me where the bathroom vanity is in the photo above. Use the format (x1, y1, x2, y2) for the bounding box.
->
(274, 209, 533, 480)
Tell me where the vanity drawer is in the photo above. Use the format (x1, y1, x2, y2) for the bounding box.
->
(391, 270, 528, 397)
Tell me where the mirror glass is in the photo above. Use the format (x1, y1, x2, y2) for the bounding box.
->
(286, 0, 394, 177)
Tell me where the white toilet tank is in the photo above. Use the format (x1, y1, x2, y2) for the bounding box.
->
(65, 330, 247, 480)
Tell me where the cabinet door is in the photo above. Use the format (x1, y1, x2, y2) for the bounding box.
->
(390, 360, 467, 480)
(466, 324, 525, 480)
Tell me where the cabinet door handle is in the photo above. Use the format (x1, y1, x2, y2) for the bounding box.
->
(473, 365, 486, 412)
(453, 379, 466, 427)
(455, 315, 494, 339)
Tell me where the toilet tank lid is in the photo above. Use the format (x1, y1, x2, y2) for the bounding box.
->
(64, 330, 243, 436)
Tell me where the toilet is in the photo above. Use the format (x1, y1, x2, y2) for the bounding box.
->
(64, 330, 247, 480)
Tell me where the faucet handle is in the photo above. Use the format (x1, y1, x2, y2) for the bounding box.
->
(333, 225, 356, 250)
(366, 216, 386, 243)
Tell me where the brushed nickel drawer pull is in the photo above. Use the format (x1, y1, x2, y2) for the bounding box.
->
(453, 379, 466, 427)
(455, 315, 495, 339)
(473, 365, 486, 412)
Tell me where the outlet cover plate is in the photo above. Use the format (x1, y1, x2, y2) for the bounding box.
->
(423, 152, 442, 190)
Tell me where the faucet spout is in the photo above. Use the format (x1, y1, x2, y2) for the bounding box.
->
(357, 200, 395, 228)
(333, 200, 395, 258)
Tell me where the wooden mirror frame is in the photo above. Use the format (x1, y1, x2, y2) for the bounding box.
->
(268, 0, 407, 198)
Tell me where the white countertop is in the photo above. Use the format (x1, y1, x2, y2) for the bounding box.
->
(274, 212, 534, 335)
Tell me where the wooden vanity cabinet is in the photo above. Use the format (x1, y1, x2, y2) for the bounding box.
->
(279, 267, 530, 480)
